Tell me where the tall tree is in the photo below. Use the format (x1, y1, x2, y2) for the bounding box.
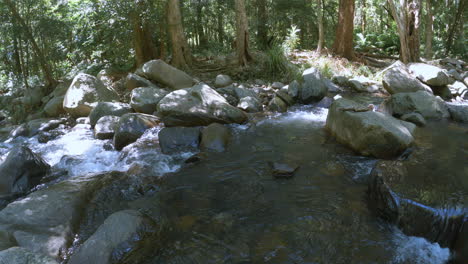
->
(316, 0, 325, 53)
(387, 0, 422, 63)
(333, 0, 355, 60)
(257, 0, 268, 49)
(424, 0, 433, 59)
(131, 1, 158, 66)
(445, 0, 466, 55)
(234, 0, 251, 66)
(167, 0, 192, 68)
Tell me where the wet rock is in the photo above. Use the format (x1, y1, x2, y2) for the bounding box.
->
(326, 98, 415, 158)
(158, 127, 201, 154)
(200, 123, 230, 152)
(447, 69, 463, 81)
(157, 84, 247, 127)
(0, 230, 16, 251)
(234, 85, 258, 100)
(446, 103, 468, 123)
(214, 74, 233, 88)
(138, 60, 194, 90)
(63, 73, 120, 117)
(287, 80, 301, 99)
(316, 97, 334, 108)
(113, 113, 160, 150)
(275, 90, 294, 106)
(95, 116, 120, 140)
(384, 91, 450, 120)
(237, 96, 262, 113)
(9, 118, 69, 138)
(408, 63, 452, 87)
(68, 210, 154, 264)
(0, 146, 50, 198)
(271, 82, 284, 90)
(400, 112, 426, 127)
(125, 73, 157, 91)
(271, 162, 299, 178)
(383, 66, 431, 94)
(44, 96, 65, 117)
(0, 247, 59, 264)
(448, 81, 467, 97)
(0, 172, 124, 259)
(300, 67, 327, 103)
(37, 130, 65, 143)
(130, 87, 168, 114)
(267, 95, 288, 113)
(89, 102, 133, 127)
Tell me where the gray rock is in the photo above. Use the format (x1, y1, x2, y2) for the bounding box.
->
(384, 91, 450, 120)
(326, 98, 415, 158)
(125, 73, 156, 91)
(448, 81, 467, 97)
(287, 81, 300, 99)
(331, 75, 349, 86)
(52, 81, 72, 97)
(401, 112, 426, 127)
(267, 96, 288, 113)
(447, 69, 463, 81)
(63, 73, 119, 117)
(158, 127, 201, 154)
(301, 67, 327, 103)
(68, 210, 154, 264)
(94, 116, 120, 140)
(237, 96, 262, 113)
(200, 123, 230, 152)
(0, 146, 49, 197)
(446, 103, 468, 123)
(271, 82, 285, 90)
(324, 78, 342, 93)
(408, 63, 452, 86)
(316, 97, 334, 108)
(113, 113, 160, 150)
(9, 118, 69, 138)
(89, 102, 133, 127)
(0, 247, 58, 264)
(22, 86, 45, 109)
(138, 60, 194, 90)
(234, 85, 257, 100)
(275, 90, 294, 106)
(271, 162, 298, 178)
(157, 84, 247, 127)
(383, 66, 430, 94)
(214, 74, 233, 88)
(130, 87, 168, 114)
(44, 96, 65, 117)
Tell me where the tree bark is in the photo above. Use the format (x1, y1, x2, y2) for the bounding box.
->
(131, 7, 158, 67)
(167, 0, 192, 69)
(361, 0, 367, 32)
(4, 0, 56, 87)
(387, 0, 421, 63)
(257, 0, 268, 49)
(196, 1, 207, 49)
(424, 0, 433, 59)
(235, 0, 251, 66)
(333, 0, 355, 60)
(217, 1, 225, 46)
(317, 0, 325, 53)
(445, 0, 466, 55)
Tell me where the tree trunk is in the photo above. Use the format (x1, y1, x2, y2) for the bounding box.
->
(333, 0, 355, 60)
(4, 0, 56, 87)
(131, 8, 158, 67)
(445, 0, 466, 55)
(387, 0, 421, 63)
(257, 0, 268, 49)
(317, 0, 325, 53)
(167, 0, 192, 69)
(361, 0, 367, 32)
(234, 0, 251, 66)
(217, 1, 225, 46)
(196, 1, 207, 49)
(424, 0, 433, 59)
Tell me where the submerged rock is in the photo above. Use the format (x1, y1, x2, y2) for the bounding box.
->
(271, 162, 299, 178)
(383, 91, 450, 120)
(68, 210, 155, 264)
(0, 247, 59, 264)
(326, 98, 415, 158)
(200, 123, 230, 152)
(113, 113, 160, 150)
(63, 73, 119, 117)
(130, 87, 168, 114)
(158, 127, 201, 154)
(157, 84, 247, 127)
(0, 146, 50, 197)
(89, 102, 133, 127)
(138, 60, 194, 90)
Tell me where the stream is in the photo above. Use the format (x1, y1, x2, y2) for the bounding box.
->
(1, 97, 467, 264)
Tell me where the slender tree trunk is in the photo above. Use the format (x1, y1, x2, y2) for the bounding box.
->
(257, 0, 268, 49)
(196, 1, 207, 49)
(234, 0, 251, 66)
(424, 0, 433, 59)
(131, 5, 158, 67)
(217, 1, 225, 46)
(317, 0, 325, 53)
(387, 0, 421, 63)
(4, 0, 56, 87)
(361, 0, 367, 32)
(333, 0, 355, 60)
(445, 0, 466, 55)
(167, 0, 192, 68)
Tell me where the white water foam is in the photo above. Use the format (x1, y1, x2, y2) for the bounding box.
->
(258, 106, 329, 126)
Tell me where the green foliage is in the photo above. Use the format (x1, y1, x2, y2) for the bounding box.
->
(259, 45, 300, 82)
(354, 32, 399, 55)
(282, 25, 301, 55)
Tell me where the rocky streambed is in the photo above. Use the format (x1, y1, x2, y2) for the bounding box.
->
(0, 59, 467, 264)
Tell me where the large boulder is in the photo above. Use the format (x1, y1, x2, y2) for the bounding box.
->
(325, 98, 415, 158)
(0, 146, 50, 198)
(124, 73, 157, 91)
(63, 73, 119, 117)
(267, 96, 288, 113)
(157, 84, 248, 127)
(0, 247, 59, 264)
(130, 87, 168, 114)
(382, 66, 431, 94)
(237, 96, 262, 113)
(383, 91, 450, 120)
(408, 63, 452, 87)
(68, 210, 154, 264)
(158, 127, 201, 154)
(200, 123, 230, 153)
(44, 96, 65, 117)
(138, 60, 194, 90)
(88, 102, 133, 127)
(300, 67, 327, 103)
(94, 116, 120, 140)
(113, 113, 160, 150)
(446, 103, 468, 123)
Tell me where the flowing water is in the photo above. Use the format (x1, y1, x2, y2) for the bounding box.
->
(1, 101, 467, 264)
